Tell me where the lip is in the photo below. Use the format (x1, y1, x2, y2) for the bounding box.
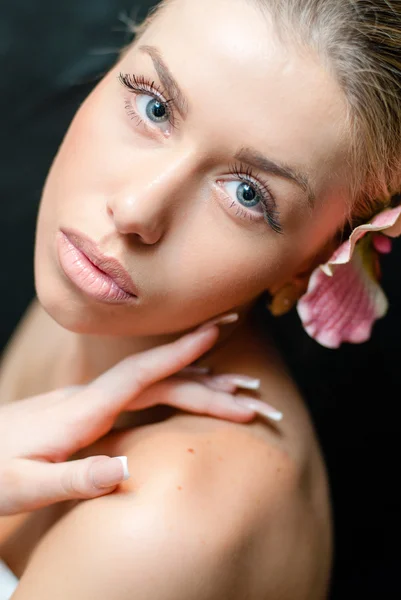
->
(57, 227, 138, 303)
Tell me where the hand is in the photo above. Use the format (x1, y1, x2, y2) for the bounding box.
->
(0, 317, 280, 515)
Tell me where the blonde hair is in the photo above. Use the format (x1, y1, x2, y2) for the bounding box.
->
(253, 0, 401, 227)
(125, 0, 401, 227)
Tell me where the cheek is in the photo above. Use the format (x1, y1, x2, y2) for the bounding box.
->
(163, 226, 288, 311)
(40, 75, 125, 209)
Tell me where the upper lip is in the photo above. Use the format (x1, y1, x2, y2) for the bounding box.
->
(61, 227, 138, 297)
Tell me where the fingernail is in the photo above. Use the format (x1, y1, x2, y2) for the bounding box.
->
(235, 396, 283, 422)
(213, 375, 260, 391)
(91, 456, 130, 489)
(116, 456, 130, 480)
(198, 313, 239, 332)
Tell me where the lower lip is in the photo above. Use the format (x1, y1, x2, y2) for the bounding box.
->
(57, 232, 137, 304)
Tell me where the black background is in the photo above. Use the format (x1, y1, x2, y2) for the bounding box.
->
(0, 1, 399, 597)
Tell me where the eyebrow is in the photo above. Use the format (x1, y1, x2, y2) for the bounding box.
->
(139, 45, 315, 209)
(139, 44, 188, 118)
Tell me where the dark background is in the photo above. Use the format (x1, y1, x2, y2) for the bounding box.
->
(0, 1, 399, 597)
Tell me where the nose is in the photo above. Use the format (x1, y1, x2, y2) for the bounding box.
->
(106, 151, 195, 245)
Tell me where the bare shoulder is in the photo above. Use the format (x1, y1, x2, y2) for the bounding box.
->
(118, 398, 333, 598)
(14, 322, 333, 599)
(15, 411, 332, 600)
(147, 320, 333, 598)
(37, 357, 332, 600)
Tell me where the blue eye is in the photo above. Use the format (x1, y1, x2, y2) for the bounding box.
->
(136, 94, 171, 133)
(140, 96, 169, 123)
(118, 73, 174, 134)
(236, 182, 260, 207)
(223, 164, 283, 233)
(225, 181, 264, 215)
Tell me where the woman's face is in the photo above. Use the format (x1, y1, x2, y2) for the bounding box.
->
(35, 0, 352, 336)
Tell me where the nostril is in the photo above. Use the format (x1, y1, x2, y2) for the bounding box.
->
(105, 197, 164, 244)
(126, 230, 160, 247)
(132, 232, 146, 244)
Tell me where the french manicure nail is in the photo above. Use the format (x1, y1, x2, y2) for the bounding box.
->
(116, 456, 130, 480)
(235, 396, 283, 422)
(214, 375, 260, 391)
(91, 455, 130, 489)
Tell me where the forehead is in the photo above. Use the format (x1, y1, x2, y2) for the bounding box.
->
(134, 0, 351, 197)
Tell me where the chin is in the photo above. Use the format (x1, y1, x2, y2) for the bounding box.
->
(36, 284, 103, 334)
(34, 245, 137, 336)
(34, 275, 119, 336)
(34, 275, 178, 338)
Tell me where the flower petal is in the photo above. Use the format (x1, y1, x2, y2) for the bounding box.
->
(372, 234, 392, 255)
(322, 205, 401, 276)
(297, 243, 388, 349)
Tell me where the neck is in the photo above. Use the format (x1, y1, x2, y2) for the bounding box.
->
(36, 295, 256, 388)
(63, 315, 250, 386)
(68, 330, 183, 385)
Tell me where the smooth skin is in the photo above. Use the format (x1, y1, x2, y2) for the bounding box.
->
(2, 317, 332, 600)
(1, 321, 280, 516)
(0, 0, 354, 596)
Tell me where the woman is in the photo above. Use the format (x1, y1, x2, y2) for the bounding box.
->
(1, 0, 400, 597)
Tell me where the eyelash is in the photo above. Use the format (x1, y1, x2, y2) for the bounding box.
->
(227, 163, 282, 234)
(118, 72, 282, 233)
(118, 72, 177, 130)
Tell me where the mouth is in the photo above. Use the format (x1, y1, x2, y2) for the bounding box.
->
(57, 227, 138, 304)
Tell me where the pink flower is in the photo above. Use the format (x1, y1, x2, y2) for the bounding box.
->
(297, 205, 401, 349)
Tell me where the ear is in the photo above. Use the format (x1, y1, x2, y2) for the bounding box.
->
(267, 237, 340, 316)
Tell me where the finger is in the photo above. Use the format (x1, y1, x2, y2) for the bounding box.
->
(19, 315, 235, 459)
(87, 325, 220, 401)
(187, 374, 261, 393)
(126, 378, 283, 424)
(81, 313, 238, 414)
(59, 324, 222, 449)
(0, 456, 129, 516)
(0, 386, 87, 461)
(59, 385, 86, 397)
(0, 385, 84, 415)
(183, 374, 238, 393)
(125, 379, 256, 422)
